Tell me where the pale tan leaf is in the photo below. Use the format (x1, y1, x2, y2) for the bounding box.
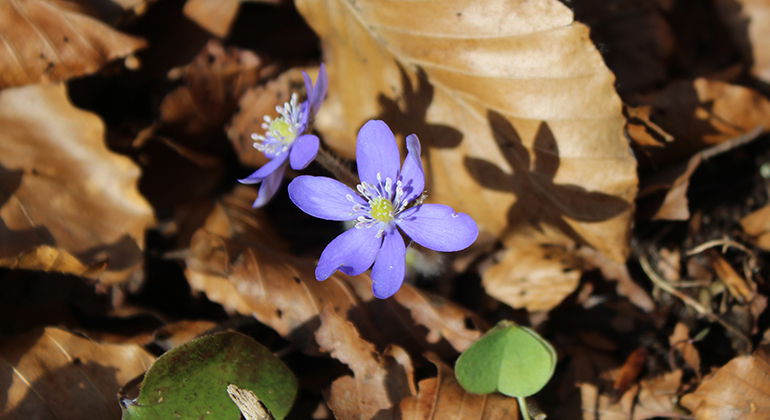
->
(0, 327, 155, 420)
(0, 84, 155, 285)
(681, 346, 770, 419)
(184, 0, 241, 37)
(482, 239, 581, 311)
(399, 357, 520, 420)
(0, 0, 146, 88)
(184, 186, 483, 356)
(316, 306, 415, 419)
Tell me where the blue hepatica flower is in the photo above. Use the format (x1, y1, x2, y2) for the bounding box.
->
(239, 64, 328, 207)
(288, 120, 479, 298)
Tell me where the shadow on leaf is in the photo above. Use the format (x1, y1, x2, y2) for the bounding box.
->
(465, 111, 631, 246)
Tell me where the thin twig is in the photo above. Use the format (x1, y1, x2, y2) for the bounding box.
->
(686, 238, 752, 257)
(639, 255, 752, 350)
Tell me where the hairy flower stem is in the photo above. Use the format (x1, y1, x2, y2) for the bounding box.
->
(315, 144, 359, 189)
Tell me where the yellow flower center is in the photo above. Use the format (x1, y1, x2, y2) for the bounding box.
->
(370, 197, 394, 222)
(269, 118, 296, 144)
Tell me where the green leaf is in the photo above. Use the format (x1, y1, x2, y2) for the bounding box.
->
(121, 331, 297, 420)
(454, 321, 556, 398)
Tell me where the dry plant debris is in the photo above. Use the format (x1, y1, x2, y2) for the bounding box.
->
(1, 0, 770, 419)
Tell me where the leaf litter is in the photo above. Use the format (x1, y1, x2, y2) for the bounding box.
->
(1, 0, 770, 419)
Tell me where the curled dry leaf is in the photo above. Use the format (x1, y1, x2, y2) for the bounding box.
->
(399, 357, 520, 420)
(631, 78, 770, 165)
(681, 346, 770, 419)
(579, 370, 683, 420)
(0, 0, 146, 88)
(669, 322, 701, 374)
(639, 125, 763, 221)
(715, 0, 770, 83)
(160, 40, 278, 140)
(0, 84, 154, 285)
(296, 0, 637, 309)
(0, 327, 155, 420)
(316, 306, 415, 419)
(185, 186, 483, 356)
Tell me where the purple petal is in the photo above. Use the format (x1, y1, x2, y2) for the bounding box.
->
(304, 64, 328, 116)
(289, 134, 319, 170)
(288, 175, 365, 221)
(252, 164, 286, 208)
(399, 134, 424, 203)
(316, 226, 382, 280)
(238, 152, 289, 184)
(356, 120, 401, 186)
(371, 229, 406, 299)
(397, 204, 478, 252)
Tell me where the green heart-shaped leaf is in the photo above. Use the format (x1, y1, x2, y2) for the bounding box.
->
(455, 321, 556, 398)
(122, 331, 297, 420)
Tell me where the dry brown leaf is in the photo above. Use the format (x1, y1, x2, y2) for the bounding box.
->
(715, 0, 770, 83)
(160, 40, 278, 140)
(0, 0, 146, 88)
(0, 84, 154, 285)
(0, 326, 155, 420)
(183, 0, 284, 38)
(741, 204, 770, 251)
(682, 346, 770, 419)
(183, 0, 241, 37)
(296, 0, 637, 309)
(185, 186, 483, 356)
(482, 239, 581, 311)
(152, 320, 218, 350)
(0, 245, 104, 277)
(580, 370, 682, 420)
(577, 246, 655, 312)
(631, 78, 770, 165)
(399, 357, 520, 419)
(625, 104, 674, 148)
(669, 322, 701, 374)
(316, 306, 415, 419)
(613, 348, 647, 393)
(639, 125, 764, 220)
(711, 252, 755, 303)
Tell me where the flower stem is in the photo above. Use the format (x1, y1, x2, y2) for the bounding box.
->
(517, 397, 531, 420)
(315, 144, 359, 189)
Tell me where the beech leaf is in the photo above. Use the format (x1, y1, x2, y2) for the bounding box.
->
(0, 0, 146, 88)
(296, 0, 637, 310)
(0, 84, 154, 284)
(0, 327, 155, 420)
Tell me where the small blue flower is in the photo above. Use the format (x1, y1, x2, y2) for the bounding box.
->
(288, 120, 478, 298)
(239, 64, 328, 207)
